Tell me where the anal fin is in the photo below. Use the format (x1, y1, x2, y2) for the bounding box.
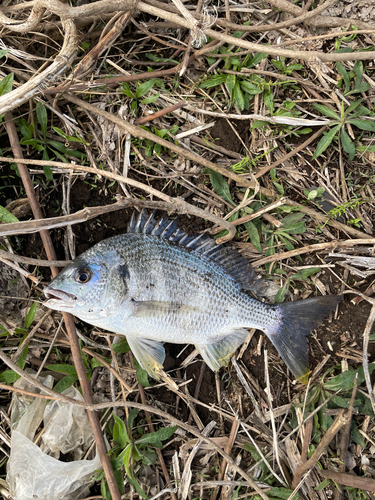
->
(196, 329, 249, 372)
(126, 336, 165, 380)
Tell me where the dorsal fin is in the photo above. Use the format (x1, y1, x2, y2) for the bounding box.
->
(127, 210, 260, 291)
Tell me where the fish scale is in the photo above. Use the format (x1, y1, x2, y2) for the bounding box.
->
(44, 210, 342, 384)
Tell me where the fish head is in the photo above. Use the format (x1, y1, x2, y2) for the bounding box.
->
(43, 244, 130, 321)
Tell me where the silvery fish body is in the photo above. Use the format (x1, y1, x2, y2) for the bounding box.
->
(44, 211, 341, 383)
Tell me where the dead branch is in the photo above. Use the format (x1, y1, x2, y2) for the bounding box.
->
(4, 111, 121, 500)
(292, 410, 347, 489)
(0, 20, 78, 115)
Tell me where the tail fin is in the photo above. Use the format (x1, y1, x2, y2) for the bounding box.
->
(266, 295, 342, 384)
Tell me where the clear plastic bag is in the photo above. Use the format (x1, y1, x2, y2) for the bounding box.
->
(7, 374, 102, 500)
(42, 386, 94, 460)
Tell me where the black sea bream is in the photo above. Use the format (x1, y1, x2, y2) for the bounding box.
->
(44, 211, 342, 383)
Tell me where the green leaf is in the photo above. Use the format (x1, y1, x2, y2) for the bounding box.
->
(140, 92, 160, 105)
(121, 83, 136, 98)
(239, 81, 263, 95)
(36, 104, 48, 140)
(136, 425, 177, 448)
(341, 128, 355, 160)
(324, 364, 375, 392)
(312, 124, 341, 160)
(247, 52, 267, 68)
(233, 81, 245, 111)
(209, 169, 235, 205)
(348, 119, 375, 132)
(113, 414, 131, 447)
(133, 358, 150, 387)
(123, 445, 147, 500)
(290, 267, 321, 280)
(0, 49, 9, 59)
(312, 103, 340, 120)
(351, 424, 365, 448)
(274, 279, 289, 303)
(0, 205, 19, 223)
(243, 443, 267, 475)
(0, 370, 19, 384)
(315, 478, 330, 491)
(200, 74, 227, 89)
(226, 74, 236, 93)
(43, 164, 53, 181)
(136, 79, 156, 99)
(0, 73, 13, 97)
(244, 220, 262, 254)
(336, 62, 350, 93)
(264, 88, 274, 115)
(281, 212, 304, 228)
(112, 338, 131, 353)
(53, 374, 78, 393)
(24, 303, 38, 329)
(46, 363, 78, 375)
(268, 487, 299, 500)
(51, 126, 89, 144)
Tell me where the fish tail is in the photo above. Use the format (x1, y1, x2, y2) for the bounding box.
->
(266, 295, 342, 384)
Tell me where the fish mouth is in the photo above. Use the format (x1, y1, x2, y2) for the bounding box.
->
(43, 287, 77, 310)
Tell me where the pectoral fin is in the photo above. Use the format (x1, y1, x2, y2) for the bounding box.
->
(196, 329, 249, 371)
(126, 336, 165, 380)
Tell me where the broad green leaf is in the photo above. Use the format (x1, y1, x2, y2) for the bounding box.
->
(140, 92, 160, 105)
(121, 83, 136, 98)
(209, 169, 235, 205)
(136, 79, 156, 99)
(133, 358, 150, 387)
(268, 487, 299, 500)
(247, 52, 267, 68)
(290, 267, 321, 280)
(127, 408, 139, 436)
(240, 81, 263, 95)
(324, 364, 375, 391)
(0, 49, 9, 59)
(36, 104, 48, 140)
(336, 62, 350, 93)
(0, 370, 19, 384)
(351, 424, 365, 448)
(226, 73, 236, 93)
(0, 73, 13, 97)
(136, 425, 177, 448)
(46, 363, 78, 375)
(112, 338, 131, 353)
(264, 88, 274, 115)
(315, 479, 330, 491)
(200, 74, 227, 89)
(123, 445, 147, 499)
(24, 303, 37, 329)
(52, 126, 89, 144)
(244, 220, 262, 253)
(312, 103, 340, 120)
(53, 374, 78, 393)
(348, 119, 375, 132)
(312, 124, 341, 160)
(43, 164, 53, 181)
(243, 443, 267, 475)
(341, 128, 355, 160)
(0, 205, 18, 223)
(233, 80, 244, 111)
(274, 279, 289, 303)
(113, 414, 130, 447)
(281, 212, 304, 228)
(48, 141, 67, 152)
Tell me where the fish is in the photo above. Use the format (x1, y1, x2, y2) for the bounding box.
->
(44, 210, 342, 384)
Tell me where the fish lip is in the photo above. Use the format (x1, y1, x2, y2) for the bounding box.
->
(43, 287, 77, 309)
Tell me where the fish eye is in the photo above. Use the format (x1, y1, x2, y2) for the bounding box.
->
(75, 269, 91, 284)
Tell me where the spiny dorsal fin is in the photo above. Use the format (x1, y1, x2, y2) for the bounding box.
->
(127, 209, 260, 291)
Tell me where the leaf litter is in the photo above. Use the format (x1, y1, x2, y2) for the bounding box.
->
(0, 1, 375, 499)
